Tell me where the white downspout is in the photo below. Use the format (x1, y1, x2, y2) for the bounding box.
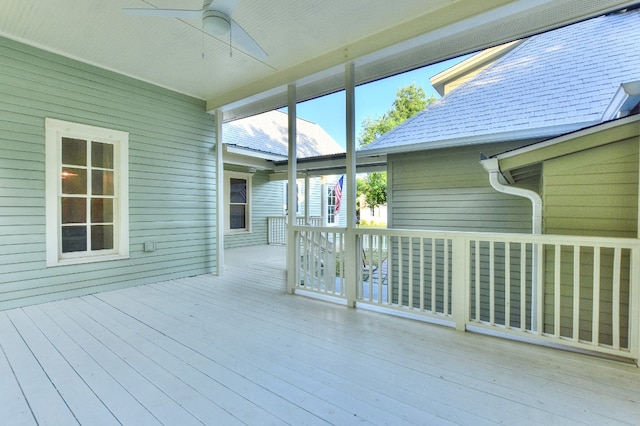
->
(481, 157, 542, 331)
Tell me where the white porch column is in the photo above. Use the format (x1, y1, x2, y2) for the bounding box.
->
(345, 62, 357, 307)
(286, 84, 298, 294)
(215, 109, 224, 276)
(304, 175, 310, 225)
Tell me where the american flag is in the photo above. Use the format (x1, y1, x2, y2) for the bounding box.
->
(334, 175, 344, 214)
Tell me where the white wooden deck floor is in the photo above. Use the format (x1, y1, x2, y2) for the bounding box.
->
(2, 245, 640, 425)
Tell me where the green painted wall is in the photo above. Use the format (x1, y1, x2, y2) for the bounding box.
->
(0, 36, 216, 310)
(542, 135, 639, 347)
(543, 137, 639, 238)
(389, 143, 535, 232)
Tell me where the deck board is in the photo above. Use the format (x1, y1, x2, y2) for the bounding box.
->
(1, 245, 639, 425)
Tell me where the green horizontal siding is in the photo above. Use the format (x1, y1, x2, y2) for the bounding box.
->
(389, 143, 535, 233)
(542, 135, 639, 347)
(0, 36, 217, 310)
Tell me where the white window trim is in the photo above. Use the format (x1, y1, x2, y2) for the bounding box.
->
(45, 118, 129, 267)
(224, 171, 253, 234)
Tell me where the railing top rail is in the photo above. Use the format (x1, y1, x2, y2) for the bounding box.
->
(291, 224, 639, 248)
(350, 227, 640, 248)
(293, 225, 347, 233)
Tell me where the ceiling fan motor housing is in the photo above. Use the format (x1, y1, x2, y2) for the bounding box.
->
(202, 10, 231, 36)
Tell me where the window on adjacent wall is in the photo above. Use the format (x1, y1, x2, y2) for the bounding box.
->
(45, 119, 129, 266)
(326, 185, 337, 225)
(225, 171, 252, 233)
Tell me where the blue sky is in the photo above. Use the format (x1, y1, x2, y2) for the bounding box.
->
(289, 56, 467, 148)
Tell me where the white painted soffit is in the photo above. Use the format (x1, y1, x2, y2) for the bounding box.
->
(212, 0, 640, 120)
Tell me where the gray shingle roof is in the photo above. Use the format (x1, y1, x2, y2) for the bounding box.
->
(223, 110, 344, 159)
(363, 8, 640, 153)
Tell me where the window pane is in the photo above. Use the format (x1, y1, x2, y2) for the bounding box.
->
(62, 138, 87, 166)
(92, 170, 114, 195)
(92, 142, 114, 169)
(61, 198, 86, 224)
(91, 225, 114, 250)
(62, 226, 87, 253)
(230, 204, 246, 229)
(61, 168, 87, 194)
(91, 198, 113, 223)
(230, 178, 247, 203)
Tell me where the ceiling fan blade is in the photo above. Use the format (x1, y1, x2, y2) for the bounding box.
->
(210, 0, 241, 16)
(123, 8, 202, 19)
(230, 18, 267, 60)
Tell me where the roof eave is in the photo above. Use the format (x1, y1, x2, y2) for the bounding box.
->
(359, 122, 602, 157)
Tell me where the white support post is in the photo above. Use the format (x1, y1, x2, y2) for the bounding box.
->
(345, 62, 357, 307)
(629, 246, 640, 363)
(451, 236, 470, 331)
(286, 85, 298, 294)
(304, 175, 310, 225)
(451, 234, 469, 331)
(215, 109, 224, 276)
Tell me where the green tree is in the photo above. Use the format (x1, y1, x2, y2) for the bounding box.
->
(359, 171, 387, 210)
(357, 83, 436, 210)
(358, 83, 435, 148)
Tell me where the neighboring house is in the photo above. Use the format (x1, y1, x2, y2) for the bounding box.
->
(221, 110, 347, 248)
(361, 8, 640, 237)
(357, 9, 640, 352)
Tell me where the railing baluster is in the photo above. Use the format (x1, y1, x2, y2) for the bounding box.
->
(612, 247, 621, 350)
(398, 237, 404, 307)
(554, 244, 562, 337)
(387, 236, 393, 305)
(592, 246, 601, 345)
(419, 238, 425, 312)
(572, 245, 580, 342)
(505, 242, 511, 329)
(431, 238, 437, 314)
(475, 240, 480, 322)
(409, 237, 414, 309)
(377, 234, 383, 304)
(444, 238, 449, 317)
(489, 241, 495, 325)
(520, 242, 526, 331)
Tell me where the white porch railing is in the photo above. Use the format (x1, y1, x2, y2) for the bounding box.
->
(267, 216, 323, 245)
(292, 226, 640, 361)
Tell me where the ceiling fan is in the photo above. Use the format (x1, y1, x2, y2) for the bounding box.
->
(124, 0, 267, 60)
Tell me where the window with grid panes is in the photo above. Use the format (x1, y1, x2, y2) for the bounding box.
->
(46, 119, 129, 266)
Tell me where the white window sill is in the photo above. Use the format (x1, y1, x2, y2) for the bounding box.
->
(47, 254, 130, 268)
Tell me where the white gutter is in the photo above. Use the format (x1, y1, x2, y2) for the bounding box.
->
(480, 158, 542, 234)
(481, 157, 542, 331)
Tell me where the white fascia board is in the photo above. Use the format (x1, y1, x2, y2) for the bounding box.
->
(359, 122, 601, 157)
(494, 115, 640, 161)
(223, 151, 280, 171)
(225, 145, 286, 161)
(271, 153, 387, 173)
(430, 40, 523, 96)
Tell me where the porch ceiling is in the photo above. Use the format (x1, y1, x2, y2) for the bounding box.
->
(1, 1, 638, 120)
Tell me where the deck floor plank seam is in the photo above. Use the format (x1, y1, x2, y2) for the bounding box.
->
(1, 245, 640, 425)
(158, 272, 640, 423)
(161, 272, 640, 419)
(106, 273, 565, 425)
(93, 287, 400, 425)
